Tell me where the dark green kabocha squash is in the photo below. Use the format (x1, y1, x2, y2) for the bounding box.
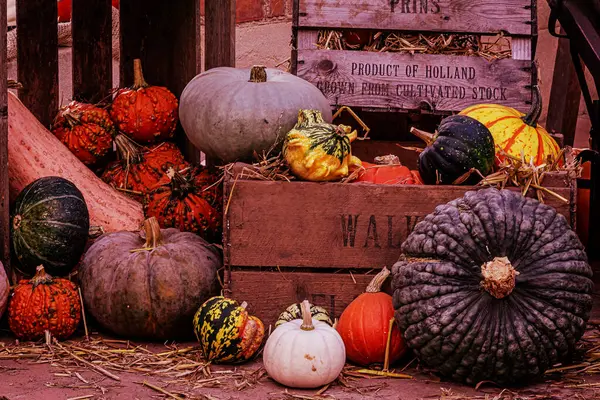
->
(11, 176, 90, 277)
(391, 187, 593, 385)
(410, 115, 495, 185)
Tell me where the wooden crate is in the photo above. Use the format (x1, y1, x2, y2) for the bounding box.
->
(223, 146, 576, 328)
(291, 0, 537, 113)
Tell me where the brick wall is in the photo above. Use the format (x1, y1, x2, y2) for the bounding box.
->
(200, 0, 292, 23)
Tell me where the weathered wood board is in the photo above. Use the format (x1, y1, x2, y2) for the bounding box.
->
(224, 176, 573, 270)
(228, 270, 378, 327)
(296, 49, 533, 113)
(296, 0, 533, 35)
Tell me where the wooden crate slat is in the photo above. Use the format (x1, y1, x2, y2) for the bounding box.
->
(205, 0, 236, 70)
(227, 270, 376, 327)
(72, 0, 113, 104)
(296, 49, 532, 113)
(225, 180, 572, 269)
(16, 0, 59, 128)
(296, 0, 533, 36)
(0, 0, 9, 278)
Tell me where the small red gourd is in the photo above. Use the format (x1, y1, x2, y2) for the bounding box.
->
(110, 59, 179, 143)
(336, 266, 406, 366)
(8, 265, 82, 341)
(51, 101, 115, 165)
(101, 134, 188, 201)
(143, 166, 222, 242)
(355, 155, 423, 185)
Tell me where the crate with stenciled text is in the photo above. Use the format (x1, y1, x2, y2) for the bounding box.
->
(291, 0, 538, 114)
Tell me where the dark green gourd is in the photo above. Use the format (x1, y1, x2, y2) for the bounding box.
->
(11, 176, 90, 277)
(411, 115, 495, 185)
(391, 188, 593, 385)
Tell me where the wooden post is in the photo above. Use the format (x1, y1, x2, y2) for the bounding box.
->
(546, 28, 581, 147)
(205, 0, 236, 70)
(0, 0, 10, 278)
(72, 0, 113, 104)
(120, 0, 202, 162)
(203, 0, 235, 166)
(16, 0, 59, 128)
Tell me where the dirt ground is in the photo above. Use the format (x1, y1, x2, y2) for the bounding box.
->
(2, 328, 600, 400)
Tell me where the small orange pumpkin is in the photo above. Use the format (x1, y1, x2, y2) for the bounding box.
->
(355, 155, 423, 185)
(8, 265, 82, 341)
(336, 267, 407, 366)
(51, 101, 115, 165)
(110, 59, 179, 144)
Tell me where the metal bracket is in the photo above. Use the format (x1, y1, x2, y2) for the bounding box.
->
(549, 8, 570, 38)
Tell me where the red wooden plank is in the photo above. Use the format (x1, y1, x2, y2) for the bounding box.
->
(0, 0, 10, 279)
(224, 175, 573, 269)
(72, 0, 113, 104)
(227, 270, 376, 327)
(295, 0, 534, 36)
(16, 0, 59, 128)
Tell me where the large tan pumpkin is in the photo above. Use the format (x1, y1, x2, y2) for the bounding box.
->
(79, 217, 221, 340)
(0, 262, 9, 319)
(179, 65, 332, 164)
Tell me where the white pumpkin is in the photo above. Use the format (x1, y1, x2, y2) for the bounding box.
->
(179, 65, 332, 164)
(263, 300, 346, 388)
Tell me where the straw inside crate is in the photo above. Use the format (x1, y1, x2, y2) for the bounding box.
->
(316, 30, 512, 62)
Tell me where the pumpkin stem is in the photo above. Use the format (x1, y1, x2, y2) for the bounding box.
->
(132, 59, 149, 89)
(374, 155, 401, 165)
(249, 65, 268, 83)
(366, 266, 390, 293)
(143, 217, 163, 249)
(60, 108, 83, 128)
(522, 85, 542, 127)
(166, 167, 194, 199)
(480, 256, 520, 299)
(114, 134, 144, 165)
(300, 299, 315, 331)
(296, 109, 325, 129)
(88, 225, 105, 239)
(409, 127, 436, 146)
(31, 265, 53, 287)
(12, 214, 22, 231)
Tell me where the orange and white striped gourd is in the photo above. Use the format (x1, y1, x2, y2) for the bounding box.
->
(459, 86, 561, 166)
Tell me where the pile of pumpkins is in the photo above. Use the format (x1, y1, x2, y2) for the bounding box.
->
(179, 65, 562, 186)
(50, 58, 222, 245)
(0, 187, 595, 390)
(0, 62, 584, 392)
(4, 180, 222, 341)
(0, 188, 402, 390)
(192, 265, 403, 389)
